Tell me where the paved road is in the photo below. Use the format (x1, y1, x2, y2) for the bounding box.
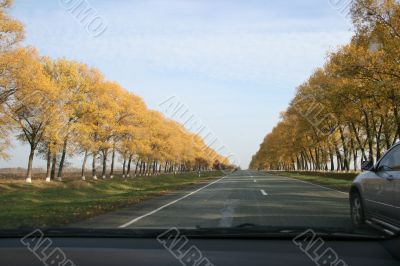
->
(73, 170, 353, 230)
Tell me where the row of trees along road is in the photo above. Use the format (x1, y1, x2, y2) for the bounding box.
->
(250, 0, 400, 172)
(0, 0, 231, 182)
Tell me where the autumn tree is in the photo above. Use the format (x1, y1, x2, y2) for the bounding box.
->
(0, 1, 231, 180)
(251, 0, 400, 171)
(4, 49, 57, 182)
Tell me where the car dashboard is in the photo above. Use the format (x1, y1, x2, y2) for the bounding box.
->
(0, 236, 399, 266)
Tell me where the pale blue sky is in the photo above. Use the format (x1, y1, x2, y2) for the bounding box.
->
(4, 0, 353, 169)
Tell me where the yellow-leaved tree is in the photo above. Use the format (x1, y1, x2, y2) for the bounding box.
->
(4, 48, 57, 182)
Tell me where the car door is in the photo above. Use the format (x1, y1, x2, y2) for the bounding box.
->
(369, 145, 400, 222)
(393, 171, 400, 225)
(388, 146, 400, 224)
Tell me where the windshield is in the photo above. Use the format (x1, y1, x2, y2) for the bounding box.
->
(0, 0, 399, 241)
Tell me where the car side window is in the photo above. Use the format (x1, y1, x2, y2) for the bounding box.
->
(378, 145, 400, 171)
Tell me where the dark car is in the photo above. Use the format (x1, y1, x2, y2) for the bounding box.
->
(350, 142, 400, 235)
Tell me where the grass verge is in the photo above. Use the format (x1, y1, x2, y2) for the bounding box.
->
(267, 171, 358, 193)
(0, 171, 223, 229)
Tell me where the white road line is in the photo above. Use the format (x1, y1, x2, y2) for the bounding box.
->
(260, 189, 268, 196)
(366, 199, 400, 209)
(282, 176, 348, 195)
(119, 175, 226, 228)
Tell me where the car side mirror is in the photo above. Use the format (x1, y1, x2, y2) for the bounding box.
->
(361, 160, 374, 171)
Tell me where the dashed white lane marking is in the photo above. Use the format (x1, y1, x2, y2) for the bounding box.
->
(119, 175, 226, 228)
(260, 189, 268, 196)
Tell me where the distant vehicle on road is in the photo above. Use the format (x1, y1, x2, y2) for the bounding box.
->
(350, 142, 400, 235)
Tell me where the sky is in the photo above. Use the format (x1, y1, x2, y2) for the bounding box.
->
(2, 0, 353, 169)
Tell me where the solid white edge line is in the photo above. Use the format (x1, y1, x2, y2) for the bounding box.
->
(281, 176, 348, 195)
(119, 175, 227, 228)
(260, 189, 268, 196)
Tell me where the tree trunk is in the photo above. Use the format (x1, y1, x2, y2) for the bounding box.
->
(314, 148, 320, 170)
(329, 148, 335, 171)
(109, 146, 115, 178)
(57, 138, 68, 180)
(127, 155, 132, 178)
(364, 111, 374, 162)
(81, 150, 88, 180)
(122, 157, 127, 178)
(164, 161, 168, 173)
(375, 116, 384, 161)
(335, 144, 342, 171)
(45, 145, 51, 182)
(152, 160, 156, 175)
(101, 150, 107, 179)
(393, 103, 400, 141)
(135, 159, 140, 176)
(92, 152, 97, 180)
(308, 149, 315, 171)
(139, 161, 144, 175)
(146, 160, 150, 175)
(26, 145, 35, 183)
(350, 122, 367, 161)
(50, 154, 57, 180)
(339, 127, 349, 171)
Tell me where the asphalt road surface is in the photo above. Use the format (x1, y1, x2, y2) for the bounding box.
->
(73, 170, 353, 230)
